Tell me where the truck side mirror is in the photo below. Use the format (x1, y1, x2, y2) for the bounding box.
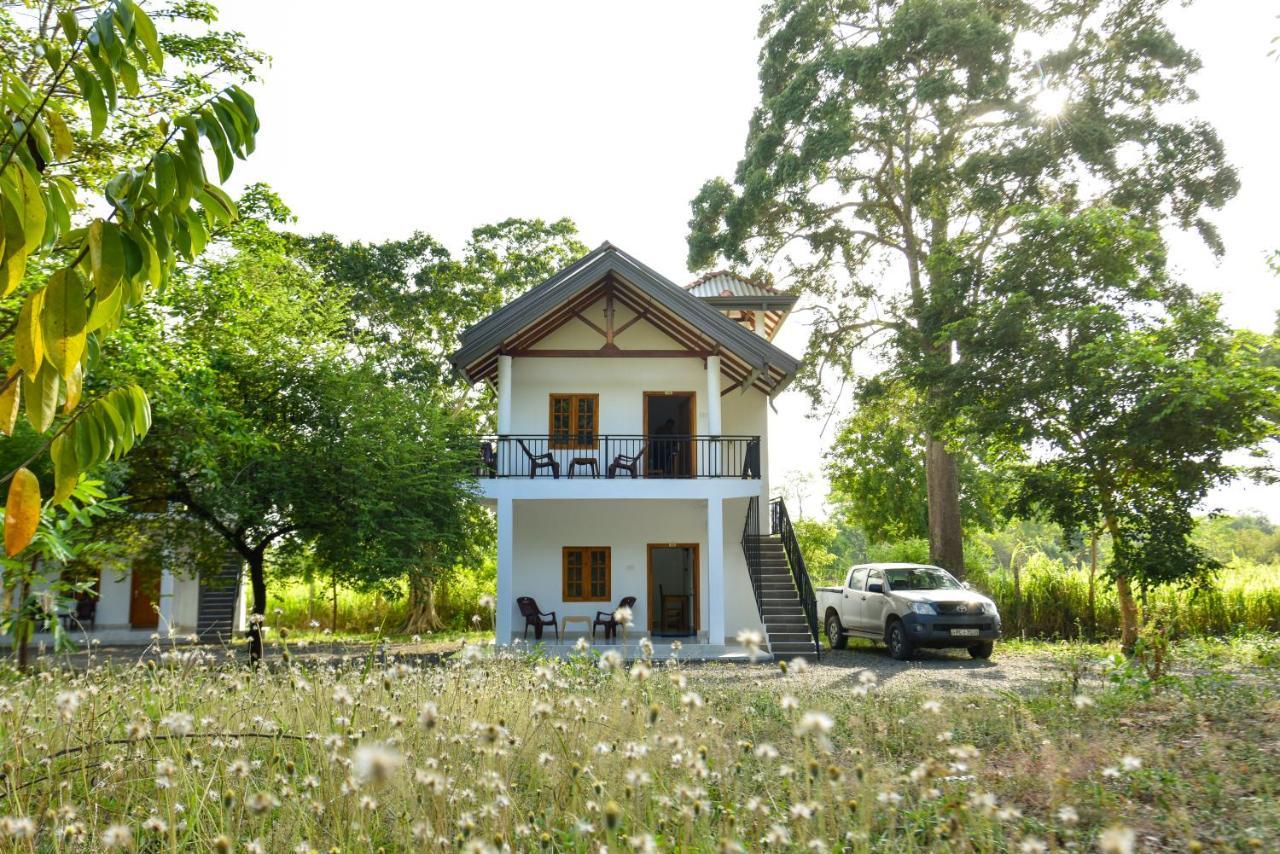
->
(867, 582, 883, 594)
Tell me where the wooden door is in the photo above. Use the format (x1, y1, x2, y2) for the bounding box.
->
(129, 560, 161, 628)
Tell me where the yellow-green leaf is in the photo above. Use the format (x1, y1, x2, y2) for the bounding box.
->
(46, 110, 74, 159)
(0, 366, 20, 436)
(51, 432, 79, 505)
(16, 165, 45, 254)
(0, 194, 26, 297)
(14, 289, 44, 375)
(40, 268, 88, 378)
(22, 361, 59, 432)
(63, 362, 83, 413)
(131, 2, 163, 70)
(88, 219, 124, 295)
(86, 281, 123, 334)
(4, 467, 42, 557)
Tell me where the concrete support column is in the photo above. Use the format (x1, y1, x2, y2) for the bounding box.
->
(495, 496, 514, 646)
(496, 354, 513, 435)
(158, 569, 176, 636)
(706, 355, 722, 476)
(706, 355, 722, 434)
(707, 497, 725, 645)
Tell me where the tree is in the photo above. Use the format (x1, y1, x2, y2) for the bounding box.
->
(0, 0, 260, 555)
(826, 380, 1013, 545)
(111, 196, 586, 658)
(791, 516, 840, 585)
(948, 206, 1279, 648)
(687, 0, 1237, 573)
(295, 219, 586, 632)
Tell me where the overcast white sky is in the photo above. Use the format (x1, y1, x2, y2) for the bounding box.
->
(216, 1, 1279, 521)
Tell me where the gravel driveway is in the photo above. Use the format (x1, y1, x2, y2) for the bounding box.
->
(688, 645, 1075, 696)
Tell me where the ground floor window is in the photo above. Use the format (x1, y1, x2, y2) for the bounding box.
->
(563, 547, 610, 601)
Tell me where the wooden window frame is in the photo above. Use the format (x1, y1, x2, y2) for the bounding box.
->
(549, 393, 599, 449)
(562, 546, 611, 602)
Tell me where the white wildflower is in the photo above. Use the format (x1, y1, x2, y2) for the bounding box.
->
(736, 629, 764, 661)
(102, 824, 133, 850)
(353, 742, 403, 784)
(160, 711, 194, 736)
(1097, 826, 1136, 854)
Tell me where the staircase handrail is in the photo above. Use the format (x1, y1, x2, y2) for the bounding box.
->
(769, 497, 822, 656)
(740, 495, 764, 622)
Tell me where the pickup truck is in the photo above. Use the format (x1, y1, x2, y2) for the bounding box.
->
(816, 563, 1001, 660)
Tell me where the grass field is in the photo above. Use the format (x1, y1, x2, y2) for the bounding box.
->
(969, 556, 1280, 639)
(0, 636, 1275, 851)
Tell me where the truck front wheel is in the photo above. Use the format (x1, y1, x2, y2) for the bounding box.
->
(825, 611, 848, 650)
(886, 619, 914, 661)
(969, 641, 994, 660)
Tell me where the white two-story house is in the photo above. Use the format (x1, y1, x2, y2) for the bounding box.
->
(450, 242, 821, 659)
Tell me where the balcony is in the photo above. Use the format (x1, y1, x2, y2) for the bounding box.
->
(475, 435, 761, 480)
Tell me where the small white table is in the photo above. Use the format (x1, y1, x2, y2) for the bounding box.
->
(561, 614, 591, 637)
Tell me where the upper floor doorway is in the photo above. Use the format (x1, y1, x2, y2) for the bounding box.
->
(643, 391, 695, 477)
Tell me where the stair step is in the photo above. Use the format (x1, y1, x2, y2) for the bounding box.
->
(770, 644, 819, 656)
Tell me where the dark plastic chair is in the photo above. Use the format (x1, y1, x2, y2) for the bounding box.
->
(60, 598, 96, 632)
(516, 439, 560, 479)
(517, 596, 558, 641)
(607, 443, 646, 479)
(592, 595, 637, 641)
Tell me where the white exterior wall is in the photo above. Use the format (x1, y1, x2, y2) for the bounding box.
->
(96, 566, 134, 626)
(505, 499, 763, 643)
(510, 357, 713, 436)
(173, 574, 200, 629)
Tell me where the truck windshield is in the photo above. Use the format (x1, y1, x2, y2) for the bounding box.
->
(884, 568, 962, 591)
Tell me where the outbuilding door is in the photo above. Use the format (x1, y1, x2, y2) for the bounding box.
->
(129, 560, 161, 628)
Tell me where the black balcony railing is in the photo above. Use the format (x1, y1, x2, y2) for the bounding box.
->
(474, 435, 761, 479)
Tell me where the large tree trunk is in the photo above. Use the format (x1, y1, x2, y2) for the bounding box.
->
(925, 434, 965, 575)
(1087, 531, 1099, 638)
(404, 572, 443, 635)
(1115, 574, 1139, 653)
(246, 551, 267, 664)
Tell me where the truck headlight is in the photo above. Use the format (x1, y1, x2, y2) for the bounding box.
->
(981, 601, 999, 616)
(910, 602, 937, 616)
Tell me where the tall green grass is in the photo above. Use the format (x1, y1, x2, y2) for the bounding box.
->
(810, 536, 1280, 639)
(265, 571, 495, 635)
(971, 555, 1280, 639)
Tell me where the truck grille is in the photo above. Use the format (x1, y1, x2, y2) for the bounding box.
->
(935, 602, 982, 615)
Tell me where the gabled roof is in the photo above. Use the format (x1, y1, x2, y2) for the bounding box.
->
(450, 242, 800, 394)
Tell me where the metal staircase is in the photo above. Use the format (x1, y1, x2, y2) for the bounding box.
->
(742, 497, 821, 659)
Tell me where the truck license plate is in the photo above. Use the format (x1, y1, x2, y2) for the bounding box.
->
(950, 628, 979, 637)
